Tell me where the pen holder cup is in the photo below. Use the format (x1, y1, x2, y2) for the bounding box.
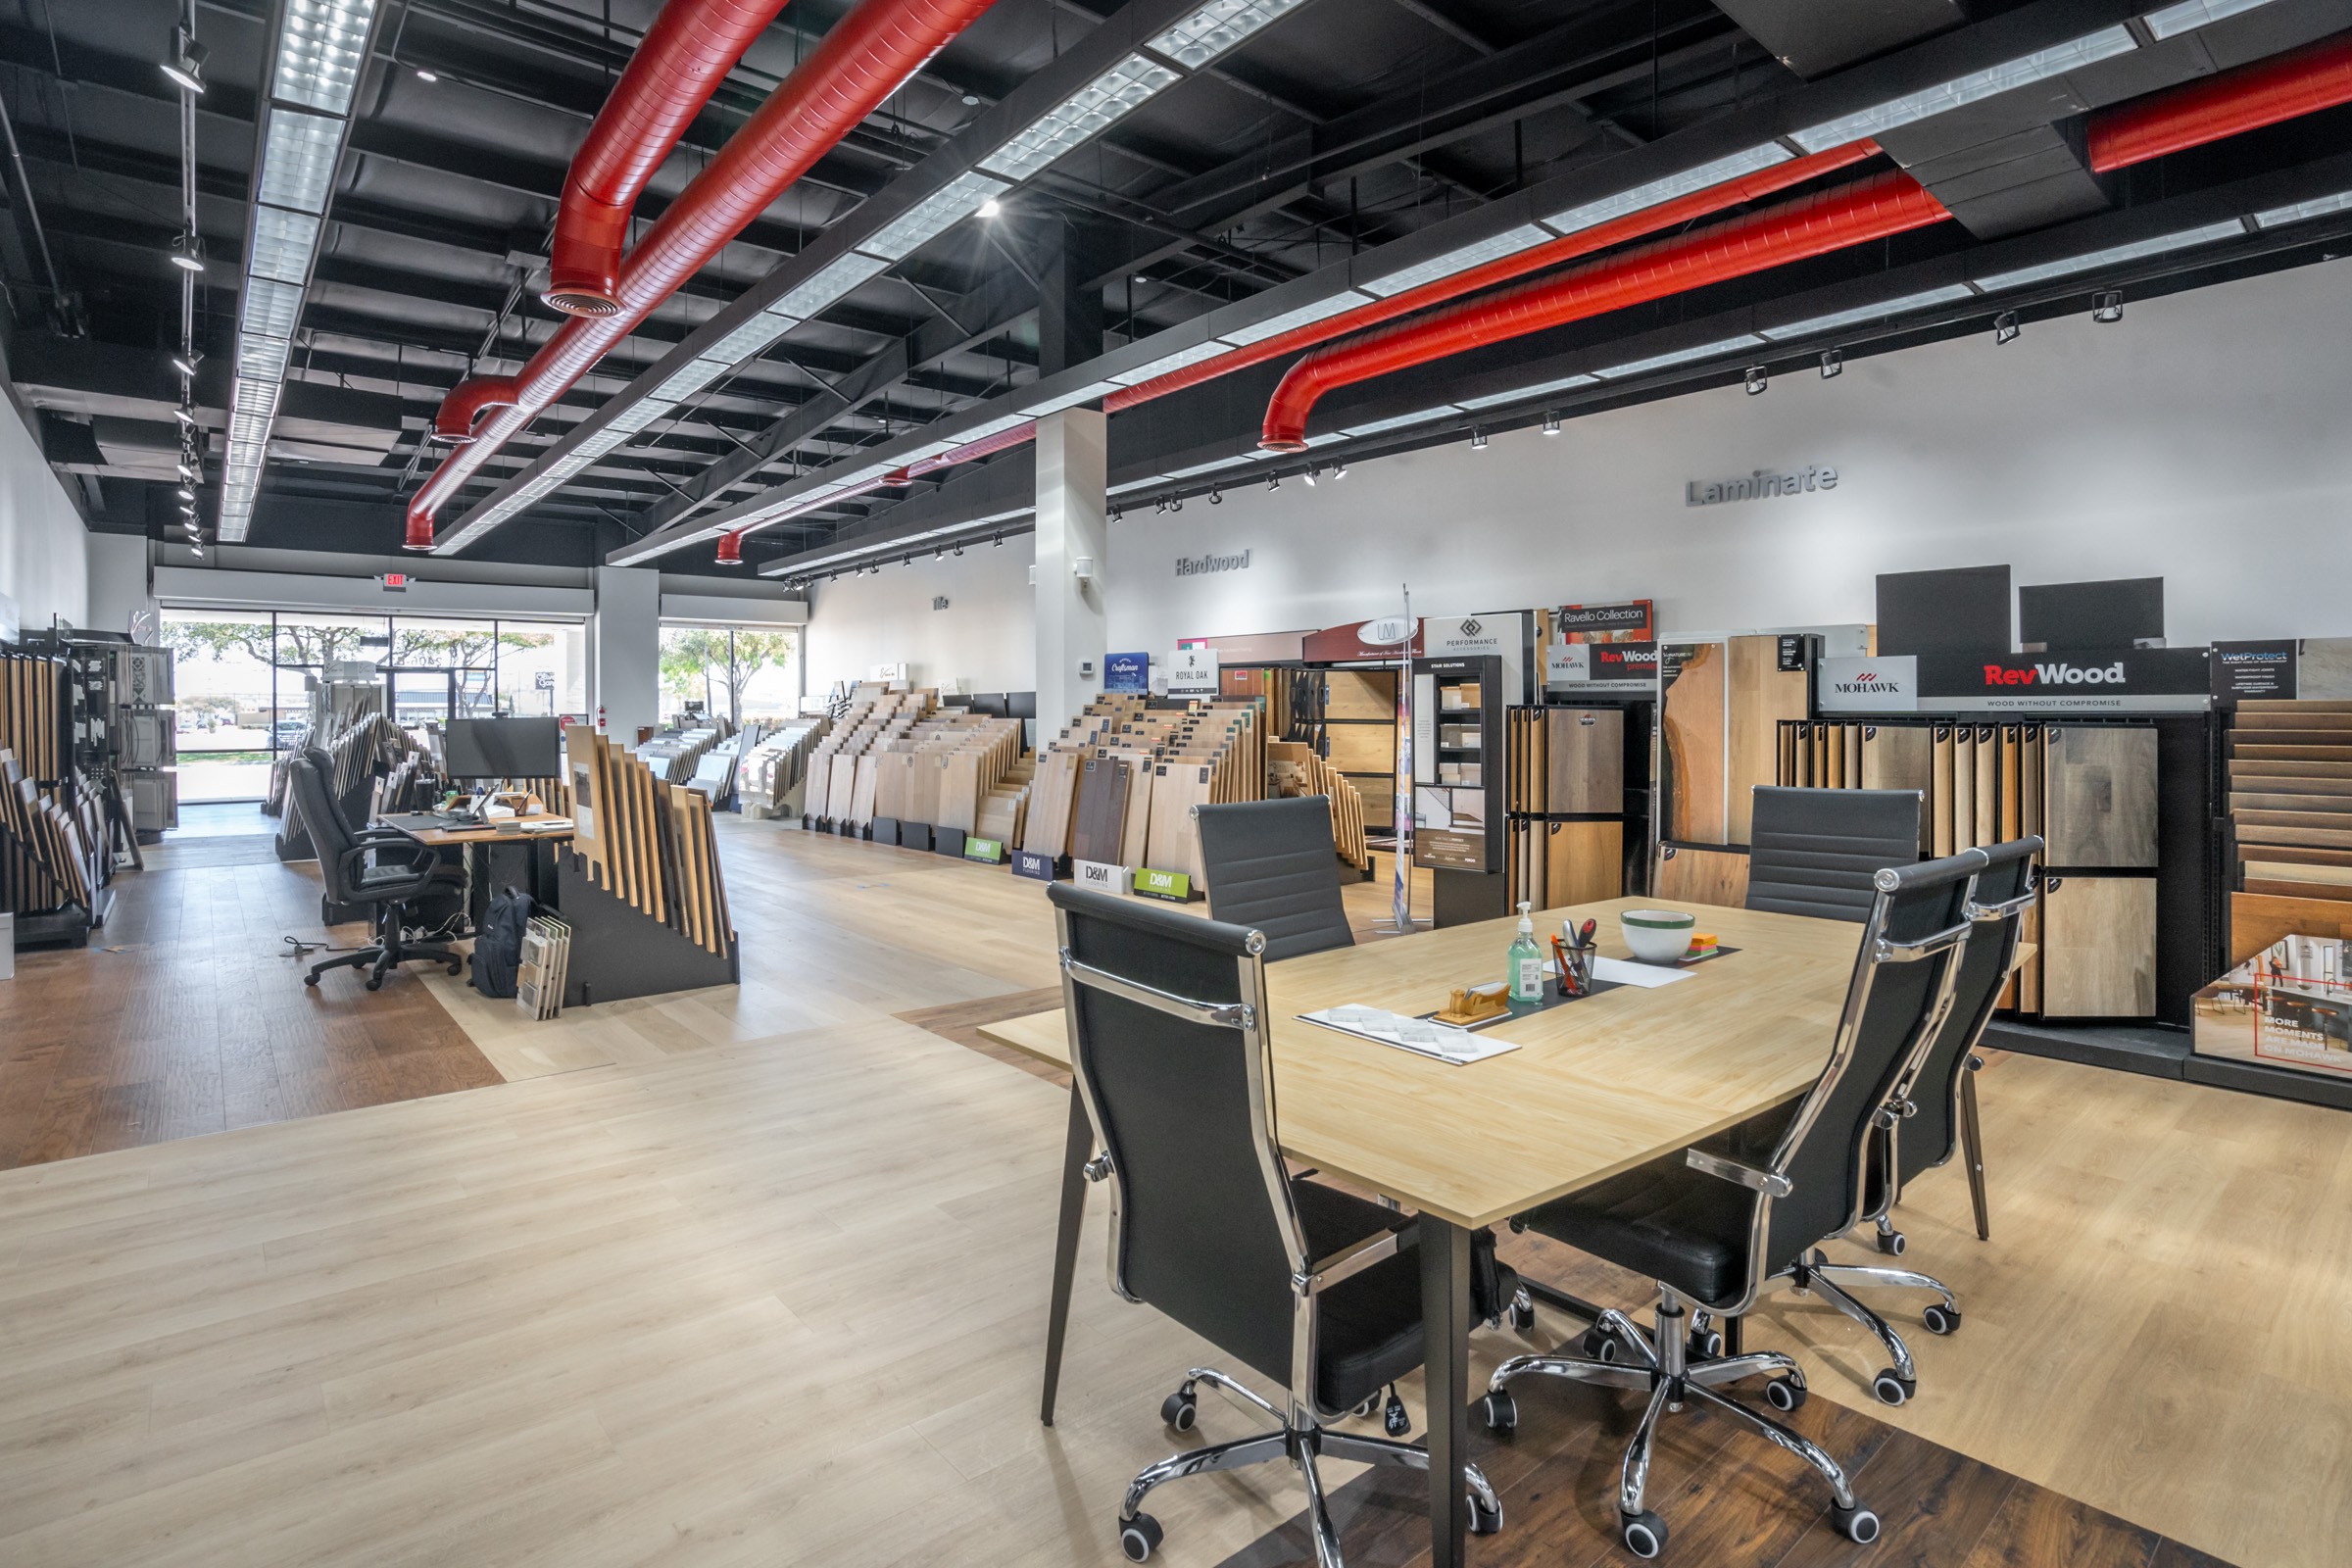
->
(1560, 948, 1594, 996)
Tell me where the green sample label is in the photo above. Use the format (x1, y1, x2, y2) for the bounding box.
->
(1134, 866, 1192, 902)
(963, 837, 1005, 863)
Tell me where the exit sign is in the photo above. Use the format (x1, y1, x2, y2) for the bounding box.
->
(377, 572, 411, 592)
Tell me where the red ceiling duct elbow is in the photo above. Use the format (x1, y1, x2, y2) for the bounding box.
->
(714, 529, 746, 564)
(2090, 31, 2352, 172)
(407, 0, 1000, 545)
(431, 375, 519, 445)
(544, 0, 793, 317)
(1260, 172, 1952, 451)
(404, 512, 437, 551)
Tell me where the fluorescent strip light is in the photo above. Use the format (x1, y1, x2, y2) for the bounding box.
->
(1974, 219, 2246, 290)
(1790, 27, 2139, 153)
(607, 399, 671, 434)
(772, 251, 890, 319)
(1220, 289, 1375, 345)
(1018, 379, 1118, 416)
(246, 206, 321, 284)
(978, 54, 1178, 182)
(256, 110, 344, 214)
(574, 427, 631, 458)
(1361, 224, 1554, 297)
(1591, 334, 1766, 379)
(273, 0, 377, 116)
(1301, 431, 1348, 447)
(856, 172, 1009, 261)
(702, 308, 800, 367)
(2141, 0, 2278, 41)
(897, 435, 966, 464)
(236, 331, 293, 382)
(1456, 371, 1600, 410)
(1108, 339, 1230, 385)
(2251, 189, 2352, 227)
(1147, 0, 1307, 67)
(1161, 457, 1251, 479)
(232, 377, 280, 417)
(229, 411, 271, 446)
(241, 277, 306, 337)
(1338, 405, 1461, 438)
(650, 356, 734, 406)
(1756, 283, 1979, 340)
(1544, 144, 1793, 235)
(954, 412, 1034, 444)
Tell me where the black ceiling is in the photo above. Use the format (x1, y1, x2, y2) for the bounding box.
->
(3, 0, 2349, 575)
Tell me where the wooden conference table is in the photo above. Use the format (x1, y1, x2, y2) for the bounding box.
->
(997, 895, 1884, 1568)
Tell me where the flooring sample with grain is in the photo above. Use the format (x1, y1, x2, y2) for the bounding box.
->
(1661, 642, 1729, 844)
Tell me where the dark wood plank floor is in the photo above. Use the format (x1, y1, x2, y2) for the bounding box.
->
(1208, 1233, 2234, 1568)
(0, 826, 502, 1171)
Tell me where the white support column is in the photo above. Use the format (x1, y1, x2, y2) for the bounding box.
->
(1033, 408, 1107, 726)
(591, 564, 661, 743)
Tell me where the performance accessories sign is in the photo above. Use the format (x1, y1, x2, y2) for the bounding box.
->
(1819, 651, 2210, 713)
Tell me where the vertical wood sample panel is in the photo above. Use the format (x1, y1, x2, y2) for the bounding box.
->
(1652, 844, 1748, 906)
(1546, 709, 1625, 813)
(1660, 643, 1728, 843)
(1726, 635, 1807, 844)
(2039, 874, 2157, 1016)
(2043, 726, 2159, 866)
(1545, 820, 1625, 906)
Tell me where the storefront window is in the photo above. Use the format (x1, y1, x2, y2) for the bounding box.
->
(658, 624, 801, 726)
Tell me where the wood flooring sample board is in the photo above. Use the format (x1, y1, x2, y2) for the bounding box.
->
(1652, 844, 1748, 906)
(1545, 820, 1624, 906)
(2038, 874, 2155, 1016)
(1546, 709, 1624, 813)
(1660, 643, 1728, 844)
(1726, 635, 1805, 843)
(2043, 726, 2158, 867)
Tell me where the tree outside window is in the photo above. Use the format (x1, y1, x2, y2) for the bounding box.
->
(659, 626, 800, 725)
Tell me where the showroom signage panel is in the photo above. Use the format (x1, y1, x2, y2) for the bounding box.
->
(1301, 618, 1423, 662)
(1163, 646, 1219, 696)
(1553, 599, 1654, 639)
(2211, 640, 2297, 702)
(1819, 651, 2209, 713)
(1103, 651, 1151, 693)
(1546, 639, 1658, 692)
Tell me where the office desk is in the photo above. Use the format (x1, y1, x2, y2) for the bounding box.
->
(382, 809, 575, 932)
(1033, 896, 1874, 1568)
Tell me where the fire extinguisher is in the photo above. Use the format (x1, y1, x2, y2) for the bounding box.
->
(595, 704, 607, 732)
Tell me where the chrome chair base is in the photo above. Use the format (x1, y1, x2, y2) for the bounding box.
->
(1118, 1367, 1501, 1566)
(1485, 1290, 1880, 1560)
(1779, 1244, 1962, 1406)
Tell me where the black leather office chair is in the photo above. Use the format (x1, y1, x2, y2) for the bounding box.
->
(1047, 884, 1499, 1565)
(1482, 852, 1983, 1559)
(1194, 796, 1354, 962)
(1745, 786, 1924, 921)
(1776, 836, 2040, 1389)
(290, 752, 465, 992)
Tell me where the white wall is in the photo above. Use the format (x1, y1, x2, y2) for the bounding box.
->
(0, 402, 87, 632)
(591, 565, 661, 739)
(804, 534, 1036, 694)
(84, 534, 153, 635)
(1104, 260, 2352, 652)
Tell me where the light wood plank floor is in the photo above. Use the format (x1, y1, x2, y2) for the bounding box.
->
(0, 820, 2342, 1566)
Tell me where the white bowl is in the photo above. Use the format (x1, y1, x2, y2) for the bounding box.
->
(1620, 908, 1697, 963)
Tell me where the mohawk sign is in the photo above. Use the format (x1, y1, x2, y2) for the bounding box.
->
(1818, 651, 2210, 714)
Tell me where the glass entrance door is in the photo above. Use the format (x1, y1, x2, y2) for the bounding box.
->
(386, 668, 456, 730)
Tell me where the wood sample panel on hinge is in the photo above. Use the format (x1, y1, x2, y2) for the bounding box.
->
(1726, 635, 1805, 844)
(1652, 844, 1748, 906)
(1545, 820, 1624, 906)
(2043, 726, 2158, 867)
(1660, 643, 1728, 844)
(2038, 874, 2156, 1017)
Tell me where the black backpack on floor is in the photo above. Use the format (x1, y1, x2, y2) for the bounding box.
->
(470, 887, 532, 999)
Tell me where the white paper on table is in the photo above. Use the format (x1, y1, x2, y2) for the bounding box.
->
(1298, 1006, 1522, 1064)
(1588, 956, 1694, 989)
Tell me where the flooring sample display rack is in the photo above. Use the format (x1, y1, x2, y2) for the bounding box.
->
(1503, 701, 1650, 914)
(1021, 697, 1269, 883)
(1650, 634, 1814, 913)
(561, 730, 738, 1001)
(1, 646, 115, 946)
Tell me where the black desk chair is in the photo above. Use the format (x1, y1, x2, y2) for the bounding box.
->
(290, 752, 465, 992)
(1746, 786, 1924, 921)
(1048, 884, 1499, 1565)
(1780, 835, 2040, 1388)
(1483, 852, 1982, 1559)
(1195, 796, 1354, 962)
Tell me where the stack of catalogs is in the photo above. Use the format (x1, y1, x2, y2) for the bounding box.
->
(514, 913, 573, 1021)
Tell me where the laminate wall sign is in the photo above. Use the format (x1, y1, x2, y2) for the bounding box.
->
(1660, 642, 1728, 843)
(2040, 875, 2157, 1016)
(1726, 635, 1806, 843)
(2043, 726, 2158, 866)
(1545, 709, 1624, 812)
(1069, 757, 1132, 865)
(1652, 843, 1748, 906)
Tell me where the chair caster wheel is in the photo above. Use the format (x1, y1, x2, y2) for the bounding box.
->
(1872, 1369, 1915, 1406)
(365, 976, 384, 991)
(304, 975, 318, 988)
(1480, 1389, 1517, 1435)
(1688, 1328, 1723, 1359)
(1580, 1326, 1622, 1363)
(1621, 1508, 1668, 1558)
(1159, 1390, 1196, 1433)
(1118, 1511, 1163, 1561)
(1922, 1302, 1960, 1336)
(1507, 1292, 1537, 1333)
(1876, 1228, 1906, 1256)
(1469, 1491, 1502, 1536)
(1834, 1503, 1882, 1544)
(447, 960, 463, 976)
(1763, 1375, 1808, 1413)
(1382, 1389, 1410, 1438)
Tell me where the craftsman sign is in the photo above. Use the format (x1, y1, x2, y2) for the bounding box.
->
(1103, 652, 1151, 693)
(1685, 464, 1838, 507)
(1819, 650, 2210, 713)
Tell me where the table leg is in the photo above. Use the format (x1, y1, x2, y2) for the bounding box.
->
(1419, 1215, 1472, 1568)
(1040, 1084, 1092, 1427)
(1961, 1062, 1990, 1242)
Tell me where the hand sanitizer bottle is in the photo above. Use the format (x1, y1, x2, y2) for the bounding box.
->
(1507, 901, 1544, 1008)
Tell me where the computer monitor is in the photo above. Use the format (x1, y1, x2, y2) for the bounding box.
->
(442, 716, 564, 779)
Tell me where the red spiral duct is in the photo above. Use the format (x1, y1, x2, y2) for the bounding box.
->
(714, 529, 746, 564)
(2089, 31, 2352, 172)
(408, 0, 999, 550)
(544, 0, 796, 318)
(1261, 172, 1952, 450)
(430, 375, 518, 445)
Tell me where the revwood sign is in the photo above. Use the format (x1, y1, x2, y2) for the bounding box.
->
(1819, 651, 2210, 713)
